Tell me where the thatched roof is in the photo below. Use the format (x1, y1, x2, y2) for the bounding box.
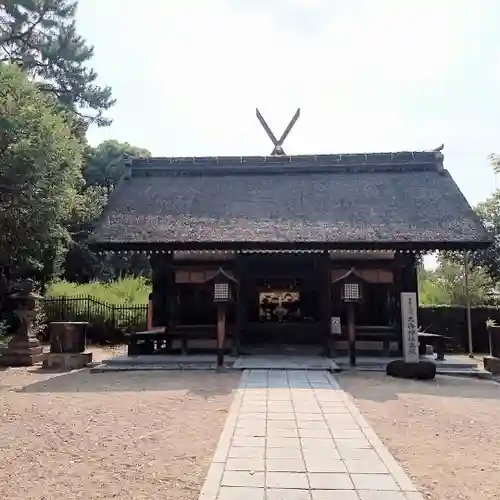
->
(90, 152, 490, 251)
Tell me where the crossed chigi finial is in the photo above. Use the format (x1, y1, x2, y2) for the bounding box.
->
(256, 108, 300, 156)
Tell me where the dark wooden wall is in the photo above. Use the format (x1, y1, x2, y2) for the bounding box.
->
(149, 254, 173, 327)
(149, 252, 420, 353)
(236, 253, 331, 347)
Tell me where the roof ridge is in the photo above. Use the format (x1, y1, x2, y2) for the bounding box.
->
(128, 152, 444, 177)
(130, 151, 442, 167)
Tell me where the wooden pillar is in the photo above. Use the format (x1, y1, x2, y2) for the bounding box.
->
(149, 255, 164, 328)
(392, 259, 402, 351)
(234, 254, 247, 355)
(318, 252, 332, 357)
(394, 252, 418, 356)
(147, 293, 153, 330)
(399, 253, 417, 292)
(167, 258, 177, 329)
(149, 253, 174, 328)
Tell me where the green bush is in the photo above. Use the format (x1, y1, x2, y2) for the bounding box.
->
(46, 277, 151, 305)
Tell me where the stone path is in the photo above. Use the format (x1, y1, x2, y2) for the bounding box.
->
(199, 369, 424, 500)
(233, 356, 340, 371)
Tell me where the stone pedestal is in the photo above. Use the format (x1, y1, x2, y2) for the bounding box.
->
(490, 326, 500, 358)
(0, 337, 44, 366)
(49, 322, 88, 353)
(483, 355, 500, 375)
(42, 352, 93, 371)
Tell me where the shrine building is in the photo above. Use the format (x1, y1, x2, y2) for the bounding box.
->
(89, 150, 490, 357)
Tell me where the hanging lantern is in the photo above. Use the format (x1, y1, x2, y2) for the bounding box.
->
(214, 282, 231, 303)
(204, 267, 238, 304)
(341, 281, 362, 302)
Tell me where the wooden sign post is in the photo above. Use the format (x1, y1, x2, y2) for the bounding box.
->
(347, 302, 356, 367)
(206, 268, 238, 371)
(216, 305, 226, 369)
(334, 269, 365, 368)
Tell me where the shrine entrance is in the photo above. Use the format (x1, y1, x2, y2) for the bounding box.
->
(237, 253, 330, 350)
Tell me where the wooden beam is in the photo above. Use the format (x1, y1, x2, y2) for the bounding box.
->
(90, 240, 491, 253)
(277, 108, 300, 150)
(256, 108, 300, 156)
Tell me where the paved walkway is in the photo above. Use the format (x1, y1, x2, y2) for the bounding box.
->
(199, 369, 423, 500)
(233, 356, 339, 371)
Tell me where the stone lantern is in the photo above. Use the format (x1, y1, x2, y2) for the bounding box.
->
(0, 280, 44, 366)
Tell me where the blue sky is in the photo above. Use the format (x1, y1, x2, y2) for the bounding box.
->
(77, 0, 500, 208)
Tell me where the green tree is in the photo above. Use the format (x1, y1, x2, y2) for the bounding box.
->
(440, 156, 500, 280)
(418, 256, 494, 306)
(468, 189, 500, 279)
(0, 63, 83, 282)
(418, 266, 450, 305)
(62, 140, 151, 282)
(0, 0, 114, 128)
(84, 140, 151, 194)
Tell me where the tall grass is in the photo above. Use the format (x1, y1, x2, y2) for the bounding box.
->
(46, 276, 151, 305)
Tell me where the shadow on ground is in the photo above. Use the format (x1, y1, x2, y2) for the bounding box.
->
(7, 368, 240, 397)
(338, 371, 500, 403)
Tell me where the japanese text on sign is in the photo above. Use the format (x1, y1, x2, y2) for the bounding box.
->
(401, 292, 419, 362)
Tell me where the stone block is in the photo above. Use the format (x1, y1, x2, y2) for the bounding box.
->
(0, 339, 44, 366)
(386, 359, 436, 380)
(49, 322, 88, 353)
(0, 348, 45, 366)
(483, 355, 500, 375)
(489, 326, 500, 358)
(42, 352, 93, 371)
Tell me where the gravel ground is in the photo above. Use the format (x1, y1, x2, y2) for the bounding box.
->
(338, 372, 500, 500)
(0, 353, 239, 500)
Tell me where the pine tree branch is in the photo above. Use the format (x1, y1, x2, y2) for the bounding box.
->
(1, 1, 51, 48)
(1, 1, 114, 127)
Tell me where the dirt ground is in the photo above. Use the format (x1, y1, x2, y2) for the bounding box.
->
(338, 372, 500, 500)
(0, 350, 239, 500)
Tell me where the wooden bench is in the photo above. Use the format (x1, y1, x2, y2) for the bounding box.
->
(126, 329, 168, 356)
(330, 326, 399, 357)
(127, 325, 236, 356)
(166, 326, 217, 355)
(162, 325, 236, 355)
(418, 332, 450, 361)
(356, 327, 399, 357)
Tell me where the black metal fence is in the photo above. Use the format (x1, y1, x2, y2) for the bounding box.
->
(419, 305, 498, 354)
(42, 295, 148, 343)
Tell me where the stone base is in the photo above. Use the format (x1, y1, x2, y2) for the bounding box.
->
(0, 345, 44, 366)
(42, 352, 93, 371)
(483, 355, 500, 375)
(386, 359, 437, 380)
